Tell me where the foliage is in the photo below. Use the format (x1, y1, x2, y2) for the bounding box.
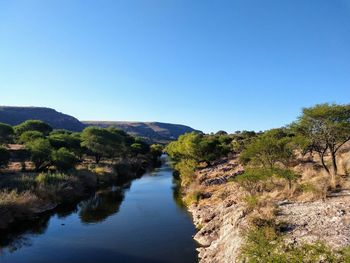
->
(48, 131, 80, 150)
(240, 128, 293, 169)
(14, 120, 53, 136)
(292, 103, 350, 187)
(0, 147, 10, 168)
(174, 159, 198, 187)
(150, 144, 163, 157)
(35, 172, 71, 185)
(19, 130, 44, 144)
(235, 168, 273, 193)
(81, 126, 124, 163)
(0, 122, 14, 144)
(130, 141, 150, 155)
(25, 138, 52, 171)
(240, 225, 348, 263)
(51, 147, 77, 171)
(166, 132, 231, 164)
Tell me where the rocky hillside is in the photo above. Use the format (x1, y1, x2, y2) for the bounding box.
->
(83, 121, 201, 143)
(0, 106, 85, 131)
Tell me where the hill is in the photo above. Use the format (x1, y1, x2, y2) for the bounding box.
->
(0, 106, 85, 131)
(82, 121, 201, 143)
(0, 106, 201, 143)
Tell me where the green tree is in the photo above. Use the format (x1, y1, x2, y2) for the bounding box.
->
(166, 132, 202, 162)
(81, 127, 125, 164)
(292, 103, 350, 188)
(0, 147, 10, 169)
(15, 120, 53, 136)
(51, 147, 77, 171)
(0, 123, 14, 145)
(19, 131, 44, 144)
(240, 128, 293, 169)
(26, 138, 52, 171)
(150, 144, 163, 158)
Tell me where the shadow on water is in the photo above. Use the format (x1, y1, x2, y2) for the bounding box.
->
(79, 188, 125, 223)
(0, 184, 130, 254)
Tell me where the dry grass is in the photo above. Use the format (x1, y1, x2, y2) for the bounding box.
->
(0, 190, 38, 207)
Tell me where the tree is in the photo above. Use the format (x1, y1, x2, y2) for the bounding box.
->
(15, 120, 53, 136)
(0, 123, 14, 145)
(240, 128, 293, 169)
(0, 147, 10, 169)
(165, 132, 202, 162)
(293, 103, 350, 188)
(51, 147, 77, 171)
(26, 138, 52, 171)
(81, 127, 125, 164)
(19, 131, 44, 144)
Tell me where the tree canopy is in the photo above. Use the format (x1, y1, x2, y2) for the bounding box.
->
(292, 103, 350, 187)
(15, 120, 53, 136)
(0, 123, 14, 144)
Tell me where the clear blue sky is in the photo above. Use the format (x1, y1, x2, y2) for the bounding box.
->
(0, 0, 349, 133)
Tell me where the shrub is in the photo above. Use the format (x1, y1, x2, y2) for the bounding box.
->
(235, 168, 273, 193)
(244, 195, 260, 211)
(26, 138, 52, 171)
(0, 122, 14, 144)
(174, 159, 198, 187)
(183, 191, 201, 206)
(240, 226, 340, 263)
(0, 147, 10, 169)
(14, 120, 53, 136)
(36, 172, 70, 185)
(51, 147, 77, 171)
(18, 130, 44, 144)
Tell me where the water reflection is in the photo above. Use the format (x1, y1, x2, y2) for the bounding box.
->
(0, 185, 128, 254)
(79, 188, 125, 223)
(0, 214, 50, 254)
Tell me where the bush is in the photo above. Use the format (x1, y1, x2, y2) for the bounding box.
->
(174, 159, 198, 187)
(36, 172, 70, 185)
(26, 138, 52, 171)
(235, 168, 273, 193)
(240, 226, 341, 263)
(19, 130, 44, 144)
(14, 120, 53, 136)
(51, 147, 77, 171)
(0, 147, 10, 169)
(0, 122, 14, 144)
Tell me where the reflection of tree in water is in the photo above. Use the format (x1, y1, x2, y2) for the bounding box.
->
(172, 176, 187, 210)
(78, 188, 126, 223)
(0, 183, 132, 254)
(0, 214, 50, 254)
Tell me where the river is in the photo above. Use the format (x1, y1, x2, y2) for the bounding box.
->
(0, 158, 198, 263)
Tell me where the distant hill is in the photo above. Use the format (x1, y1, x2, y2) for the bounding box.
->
(0, 106, 201, 143)
(0, 106, 85, 131)
(83, 121, 201, 143)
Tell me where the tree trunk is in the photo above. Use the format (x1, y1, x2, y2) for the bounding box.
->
(95, 154, 101, 164)
(330, 150, 338, 189)
(319, 151, 330, 175)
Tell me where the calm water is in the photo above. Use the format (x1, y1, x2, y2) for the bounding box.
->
(0, 159, 198, 263)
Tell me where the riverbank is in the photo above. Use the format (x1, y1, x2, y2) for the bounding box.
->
(0, 157, 159, 231)
(0, 158, 198, 263)
(182, 152, 350, 262)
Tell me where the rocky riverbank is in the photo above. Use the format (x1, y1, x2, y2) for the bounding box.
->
(185, 157, 350, 263)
